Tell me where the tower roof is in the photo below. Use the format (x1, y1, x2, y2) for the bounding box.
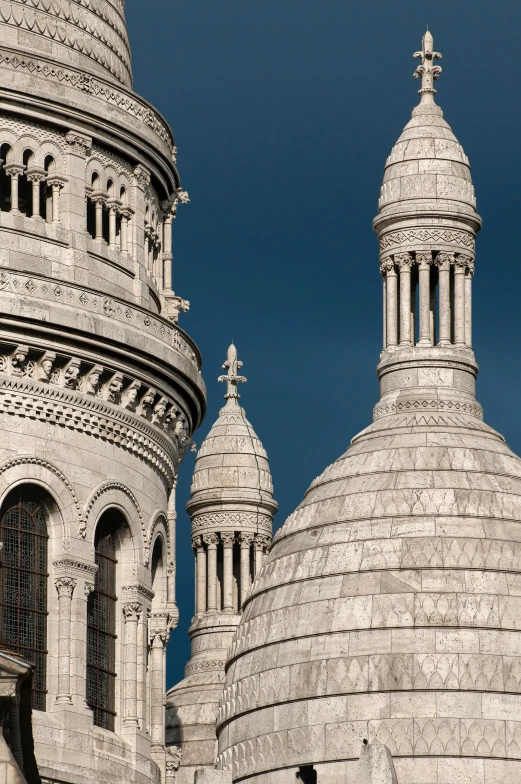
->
(187, 344, 277, 517)
(375, 31, 480, 230)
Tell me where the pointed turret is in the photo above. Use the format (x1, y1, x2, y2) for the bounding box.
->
(166, 345, 277, 784)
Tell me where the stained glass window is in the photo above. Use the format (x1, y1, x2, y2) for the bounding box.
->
(87, 523, 117, 730)
(0, 494, 48, 711)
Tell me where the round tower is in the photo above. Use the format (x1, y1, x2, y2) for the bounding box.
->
(216, 33, 521, 784)
(166, 344, 277, 784)
(0, 3, 205, 784)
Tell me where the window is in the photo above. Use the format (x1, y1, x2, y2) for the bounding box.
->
(87, 511, 123, 730)
(0, 489, 49, 711)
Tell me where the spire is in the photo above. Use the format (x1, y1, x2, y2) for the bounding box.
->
(413, 30, 442, 102)
(218, 344, 247, 404)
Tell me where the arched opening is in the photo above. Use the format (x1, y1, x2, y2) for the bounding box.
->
(151, 536, 166, 608)
(0, 144, 13, 212)
(87, 508, 128, 731)
(0, 485, 50, 711)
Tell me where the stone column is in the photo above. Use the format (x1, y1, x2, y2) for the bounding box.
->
(65, 131, 92, 235)
(54, 577, 76, 705)
(149, 623, 169, 747)
(47, 177, 66, 223)
(92, 194, 106, 243)
(122, 602, 142, 727)
(239, 533, 254, 608)
(453, 256, 467, 346)
(5, 164, 23, 214)
(382, 272, 387, 349)
(25, 168, 46, 220)
(107, 198, 121, 248)
(465, 259, 474, 347)
(397, 253, 413, 346)
(417, 252, 432, 346)
(167, 479, 178, 608)
(166, 747, 182, 784)
(120, 208, 133, 256)
(163, 211, 174, 291)
(382, 259, 398, 347)
(253, 535, 267, 577)
(436, 252, 452, 346)
(203, 533, 219, 613)
(193, 535, 207, 615)
(221, 532, 235, 613)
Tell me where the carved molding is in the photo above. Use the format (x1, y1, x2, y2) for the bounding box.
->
(379, 228, 475, 253)
(184, 659, 227, 677)
(0, 455, 84, 534)
(84, 482, 147, 559)
(373, 397, 483, 421)
(0, 269, 199, 369)
(0, 376, 178, 485)
(191, 511, 272, 534)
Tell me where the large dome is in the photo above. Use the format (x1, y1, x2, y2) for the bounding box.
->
(215, 33, 521, 784)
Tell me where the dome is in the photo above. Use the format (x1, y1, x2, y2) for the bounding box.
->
(378, 106, 477, 217)
(0, 0, 132, 87)
(216, 34, 521, 784)
(187, 344, 276, 522)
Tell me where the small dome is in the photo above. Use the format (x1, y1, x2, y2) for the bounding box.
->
(187, 343, 277, 519)
(378, 103, 476, 217)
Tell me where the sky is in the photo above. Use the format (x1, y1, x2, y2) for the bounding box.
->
(125, 0, 521, 687)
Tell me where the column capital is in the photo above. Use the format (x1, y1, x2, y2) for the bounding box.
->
(192, 535, 203, 550)
(416, 251, 432, 270)
(25, 166, 47, 183)
(254, 534, 271, 552)
(221, 531, 236, 547)
(166, 745, 183, 775)
(47, 175, 68, 189)
(65, 131, 92, 155)
(123, 602, 143, 622)
(4, 163, 24, 177)
(203, 532, 219, 548)
(456, 253, 474, 271)
(380, 257, 395, 276)
(133, 164, 151, 189)
(239, 532, 254, 548)
(435, 252, 454, 270)
(54, 576, 76, 597)
(395, 252, 413, 269)
(91, 190, 108, 205)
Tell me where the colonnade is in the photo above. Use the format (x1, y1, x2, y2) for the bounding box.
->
(193, 532, 271, 616)
(91, 193, 134, 255)
(4, 164, 64, 222)
(381, 251, 474, 349)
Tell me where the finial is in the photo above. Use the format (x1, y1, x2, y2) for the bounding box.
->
(218, 343, 247, 403)
(413, 30, 442, 103)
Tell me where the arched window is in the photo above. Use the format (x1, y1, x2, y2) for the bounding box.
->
(0, 488, 49, 711)
(87, 509, 127, 730)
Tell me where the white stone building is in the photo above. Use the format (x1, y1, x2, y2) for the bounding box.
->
(171, 29, 521, 784)
(3, 6, 521, 784)
(0, 2, 205, 784)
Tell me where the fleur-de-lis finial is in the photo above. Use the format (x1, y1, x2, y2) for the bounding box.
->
(413, 30, 442, 102)
(218, 343, 247, 403)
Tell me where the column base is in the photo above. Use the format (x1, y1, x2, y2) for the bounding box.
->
(123, 717, 140, 728)
(55, 695, 73, 705)
(417, 339, 432, 347)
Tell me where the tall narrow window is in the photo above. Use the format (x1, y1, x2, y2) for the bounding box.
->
(87, 519, 117, 730)
(0, 489, 48, 711)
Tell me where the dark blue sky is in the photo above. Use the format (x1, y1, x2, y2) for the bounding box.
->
(126, 0, 521, 687)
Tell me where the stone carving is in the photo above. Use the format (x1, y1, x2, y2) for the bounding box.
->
(101, 372, 124, 403)
(60, 358, 82, 390)
(152, 396, 169, 426)
(80, 365, 103, 396)
(165, 746, 183, 774)
(221, 532, 236, 546)
(191, 511, 272, 533)
(121, 380, 141, 411)
(65, 131, 92, 155)
(123, 602, 143, 621)
(379, 227, 475, 252)
(34, 352, 57, 383)
(54, 577, 77, 597)
(137, 387, 156, 418)
(203, 533, 219, 547)
(395, 252, 413, 269)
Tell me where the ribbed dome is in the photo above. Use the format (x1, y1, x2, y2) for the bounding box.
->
(378, 104, 476, 217)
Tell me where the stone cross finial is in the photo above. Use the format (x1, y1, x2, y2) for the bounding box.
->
(413, 30, 442, 100)
(218, 344, 246, 402)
